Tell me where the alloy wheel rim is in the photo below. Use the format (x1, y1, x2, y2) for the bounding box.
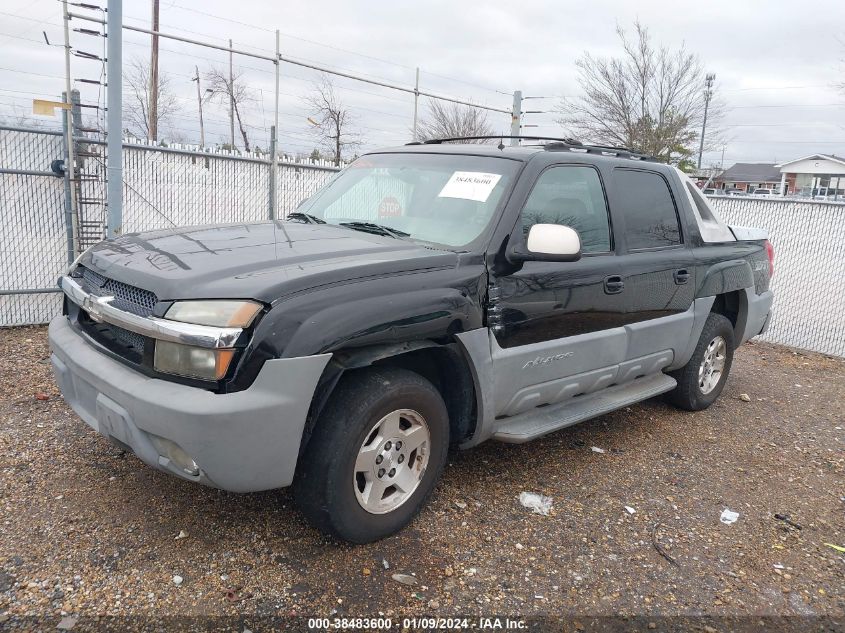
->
(698, 335, 727, 395)
(353, 409, 430, 515)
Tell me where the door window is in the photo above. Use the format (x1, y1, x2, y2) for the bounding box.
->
(614, 169, 682, 249)
(520, 165, 612, 253)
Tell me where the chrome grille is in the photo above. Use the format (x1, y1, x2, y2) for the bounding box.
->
(78, 266, 158, 317)
(110, 325, 146, 355)
(87, 321, 147, 357)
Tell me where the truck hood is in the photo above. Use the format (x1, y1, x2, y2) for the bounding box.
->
(80, 222, 458, 303)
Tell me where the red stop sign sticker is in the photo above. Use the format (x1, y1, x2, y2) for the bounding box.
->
(378, 196, 402, 217)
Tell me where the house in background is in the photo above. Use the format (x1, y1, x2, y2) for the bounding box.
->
(710, 154, 845, 199)
(776, 154, 845, 198)
(713, 163, 781, 193)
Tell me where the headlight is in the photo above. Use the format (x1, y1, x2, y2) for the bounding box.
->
(165, 300, 262, 327)
(154, 341, 235, 381)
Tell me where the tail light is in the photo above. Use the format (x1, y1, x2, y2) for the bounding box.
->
(764, 239, 774, 277)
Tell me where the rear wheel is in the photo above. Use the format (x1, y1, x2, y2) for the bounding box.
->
(666, 312, 735, 411)
(294, 367, 449, 543)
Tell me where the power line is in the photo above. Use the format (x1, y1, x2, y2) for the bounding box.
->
(720, 84, 835, 92)
(0, 10, 60, 28)
(728, 103, 845, 109)
(162, 2, 511, 96)
(724, 122, 844, 127)
(0, 31, 47, 45)
(726, 140, 845, 144)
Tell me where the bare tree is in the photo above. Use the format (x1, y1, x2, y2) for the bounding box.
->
(556, 22, 721, 163)
(417, 99, 493, 142)
(205, 66, 253, 151)
(305, 75, 361, 166)
(124, 58, 179, 141)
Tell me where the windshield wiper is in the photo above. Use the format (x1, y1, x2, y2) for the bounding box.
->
(338, 221, 410, 239)
(286, 211, 325, 224)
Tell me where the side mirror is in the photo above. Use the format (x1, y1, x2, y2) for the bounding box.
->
(508, 223, 582, 263)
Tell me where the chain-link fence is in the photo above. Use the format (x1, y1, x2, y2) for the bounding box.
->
(74, 139, 340, 235)
(709, 196, 845, 357)
(2, 126, 339, 326)
(2, 126, 844, 357)
(0, 127, 67, 326)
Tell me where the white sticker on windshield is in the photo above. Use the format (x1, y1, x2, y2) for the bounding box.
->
(438, 171, 502, 203)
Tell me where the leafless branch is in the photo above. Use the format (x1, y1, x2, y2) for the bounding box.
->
(304, 74, 361, 166)
(204, 66, 254, 151)
(124, 58, 179, 141)
(556, 21, 722, 164)
(416, 99, 493, 142)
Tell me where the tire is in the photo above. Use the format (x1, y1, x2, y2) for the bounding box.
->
(666, 312, 735, 411)
(293, 367, 449, 543)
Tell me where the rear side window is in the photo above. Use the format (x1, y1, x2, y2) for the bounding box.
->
(520, 165, 611, 253)
(614, 169, 682, 249)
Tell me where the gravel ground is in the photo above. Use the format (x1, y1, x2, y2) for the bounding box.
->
(0, 326, 843, 628)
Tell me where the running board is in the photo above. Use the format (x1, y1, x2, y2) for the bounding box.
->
(492, 373, 677, 444)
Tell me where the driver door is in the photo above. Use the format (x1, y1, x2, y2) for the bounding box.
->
(489, 164, 629, 418)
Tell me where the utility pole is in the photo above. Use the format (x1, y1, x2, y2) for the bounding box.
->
(106, 0, 123, 238)
(192, 65, 205, 148)
(697, 73, 715, 170)
(149, 0, 159, 141)
(412, 67, 420, 142)
(510, 90, 522, 146)
(228, 38, 235, 147)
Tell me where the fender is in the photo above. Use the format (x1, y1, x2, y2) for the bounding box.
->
(287, 287, 477, 356)
(301, 338, 479, 454)
(229, 264, 487, 391)
(696, 259, 754, 298)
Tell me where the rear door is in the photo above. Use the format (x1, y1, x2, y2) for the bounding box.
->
(489, 163, 629, 417)
(610, 168, 696, 362)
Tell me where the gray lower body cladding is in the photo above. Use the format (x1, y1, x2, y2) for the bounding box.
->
(49, 317, 331, 493)
(457, 292, 773, 447)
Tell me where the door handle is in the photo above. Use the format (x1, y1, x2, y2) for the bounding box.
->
(673, 269, 690, 285)
(604, 275, 625, 294)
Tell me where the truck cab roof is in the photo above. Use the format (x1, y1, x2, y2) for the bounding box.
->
(370, 137, 668, 173)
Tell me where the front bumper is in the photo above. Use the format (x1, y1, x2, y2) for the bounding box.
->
(49, 317, 331, 492)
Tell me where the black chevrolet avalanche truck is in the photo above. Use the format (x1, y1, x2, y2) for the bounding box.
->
(50, 138, 774, 542)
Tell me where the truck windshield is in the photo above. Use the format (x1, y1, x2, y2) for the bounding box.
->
(293, 152, 520, 248)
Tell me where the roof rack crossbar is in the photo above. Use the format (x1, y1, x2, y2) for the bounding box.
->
(543, 141, 657, 162)
(407, 135, 583, 146)
(406, 135, 658, 162)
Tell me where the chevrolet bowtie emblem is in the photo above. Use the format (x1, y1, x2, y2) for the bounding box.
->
(82, 294, 114, 323)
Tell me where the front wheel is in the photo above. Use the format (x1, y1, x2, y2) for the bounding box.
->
(666, 312, 735, 411)
(294, 367, 449, 543)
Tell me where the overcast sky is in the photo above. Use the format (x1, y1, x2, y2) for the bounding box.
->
(2, 0, 844, 166)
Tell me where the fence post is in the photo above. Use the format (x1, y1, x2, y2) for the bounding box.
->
(60, 92, 74, 265)
(61, 90, 82, 262)
(412, 67, 420, 142)
(510, 91, 522, 145)
(269, 125, 277, 220)
(106, 0, 123, 239)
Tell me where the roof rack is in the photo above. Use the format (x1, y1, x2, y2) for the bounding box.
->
(406, 135, 657, 162)
(406, 135, 583, 146)
(544, 141, 657, 162)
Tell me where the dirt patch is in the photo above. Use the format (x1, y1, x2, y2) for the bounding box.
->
(0, 326, 842, 625)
